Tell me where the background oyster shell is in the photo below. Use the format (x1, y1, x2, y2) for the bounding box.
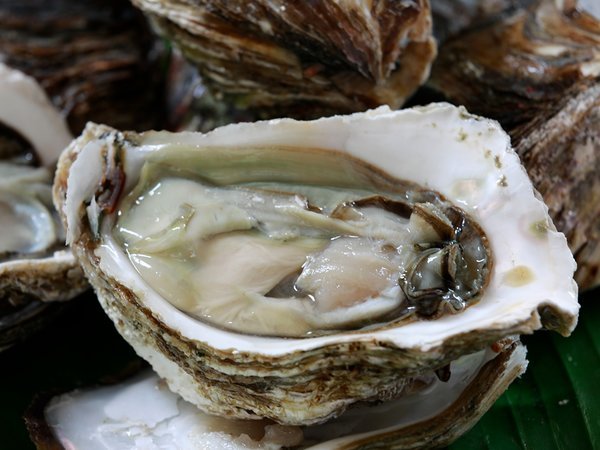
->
(0, 0, 165, 133)
(427, 0, 600, 290)
(131, 0, 436, 118)
(0, 0, 171, 350)
(0, 65, 86, 351)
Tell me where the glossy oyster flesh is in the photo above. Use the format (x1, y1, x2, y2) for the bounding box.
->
(28, 342, 526, 450)
(0, 65, 86, 350)
(113, 144, 491, 338)
(54, 104, 578, 427)
(428, 0, 600, 289)
(131, 0, 436, 118)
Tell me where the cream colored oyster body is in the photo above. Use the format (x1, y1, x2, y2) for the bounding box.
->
(54, 105, 578, 431)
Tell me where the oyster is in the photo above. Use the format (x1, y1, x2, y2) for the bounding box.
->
(27, 342, 526, 449)
(0, 64, 86, 350)
(0, 0, 164, 133)
(0, 0, 166, 348)
(131, 0, 436, 118)
(428, 0, 600, 289)
(53, 105, 578, 433)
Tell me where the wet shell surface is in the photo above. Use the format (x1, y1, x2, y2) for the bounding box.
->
(54, 104, 578, 426)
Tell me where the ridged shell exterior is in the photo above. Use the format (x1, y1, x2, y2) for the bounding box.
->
(0, 0, 164, 133)
(131, 0, 436, 118)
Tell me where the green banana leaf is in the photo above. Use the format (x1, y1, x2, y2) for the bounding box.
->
(451, 288, 600, 450)
(1, 287, 598, 449)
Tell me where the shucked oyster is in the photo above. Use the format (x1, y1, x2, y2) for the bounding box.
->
(131, 0, 436, 118)
(54, 105, 578, 435)
(0, 65, 87, 350)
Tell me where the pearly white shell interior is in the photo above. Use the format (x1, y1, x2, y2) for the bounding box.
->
(68, 104, 578, 356)
(0, 63, 72, 168)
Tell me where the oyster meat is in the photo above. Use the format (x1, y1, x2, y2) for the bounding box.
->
(53, 105, 578, 441)
(131, 0, 436, 118)
(428, 0, 600, 289)
(0, 64, 86, 350)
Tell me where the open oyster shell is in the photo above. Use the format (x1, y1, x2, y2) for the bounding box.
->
(0, 65, 86, 350)
(131, 0, 436, 118)
(54, 104, 578, 427)
(26, 342, 527, 449)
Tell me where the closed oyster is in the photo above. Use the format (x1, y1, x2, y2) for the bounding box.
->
(0, 65, 86, 350)
(131, 0, 436, 118)
(431, 0, 522, 43)
(428, 0, 600, 289)
(53, 105, 578, 433)
(0, 0, 164, 133)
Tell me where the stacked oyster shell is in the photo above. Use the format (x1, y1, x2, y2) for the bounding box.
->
(52, 104, 578, 446)
(132, 0, 436, 118)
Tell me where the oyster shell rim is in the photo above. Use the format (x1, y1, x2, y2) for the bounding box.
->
(53, 104, 579, 424)
(56, 104, 578, 357)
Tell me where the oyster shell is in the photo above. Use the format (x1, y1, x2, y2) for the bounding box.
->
(0, 0, 166, 348)
(26, 342, 526, 449)
(428, 0, 600, 290)
(0, 65, 86, 350)
(431, 0, 522, 43)
(53, 104, 578, 428)
(0, 0, 164, 133)
(131, 0, 436, 118)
